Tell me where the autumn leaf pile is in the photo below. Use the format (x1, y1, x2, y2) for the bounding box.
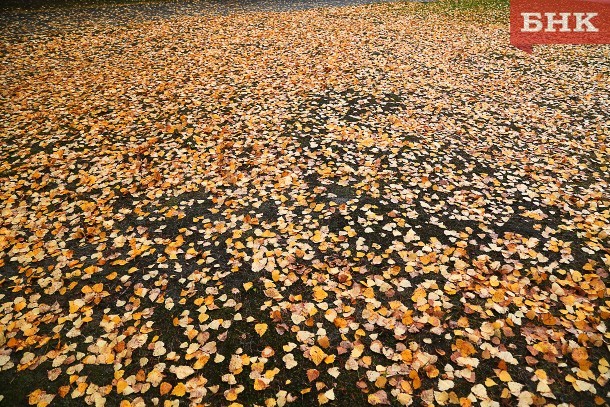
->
(1, 2, 609, 406)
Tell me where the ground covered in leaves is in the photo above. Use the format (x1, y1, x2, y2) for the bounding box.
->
(1, 1, 610, 406)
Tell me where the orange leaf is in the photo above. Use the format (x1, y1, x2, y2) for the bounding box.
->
(307, 369, 319, 382)
(159, 382, 172, 396)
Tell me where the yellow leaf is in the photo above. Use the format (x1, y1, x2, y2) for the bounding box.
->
(172, 382, 186, 396)
(311, 231, 323, 244)
(498, 370, 512, 382)
(255, 323, 268, 336)
(14, 299, 27, 312)
(225, 388, 238, 401)
(313, 286, 328, 302)
(401, 349, 413, 362)
(194, 354, 210, 369)
(254, 378, 268, 391)
(116, 379, 128, 394)
(309, 346, 327, 366)
(411, 287, 426, 302)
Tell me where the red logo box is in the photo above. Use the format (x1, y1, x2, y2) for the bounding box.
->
(510, 0, 610, 52)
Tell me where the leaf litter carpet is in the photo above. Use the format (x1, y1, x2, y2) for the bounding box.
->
(1, 3, 610, 406)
